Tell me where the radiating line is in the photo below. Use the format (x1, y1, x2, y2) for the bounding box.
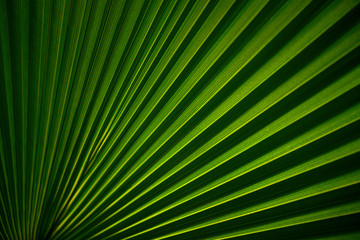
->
(0, 0, 359, 239)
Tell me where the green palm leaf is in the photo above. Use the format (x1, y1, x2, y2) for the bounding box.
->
(1, 0, 360, 239)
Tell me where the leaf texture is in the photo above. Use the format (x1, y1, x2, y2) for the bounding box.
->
(0, 0, 360, 239)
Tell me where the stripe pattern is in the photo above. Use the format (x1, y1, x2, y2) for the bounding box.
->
(1, 0, 360, 239)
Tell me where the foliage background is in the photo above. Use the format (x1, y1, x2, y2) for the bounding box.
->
(1, 0, 360, 239)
